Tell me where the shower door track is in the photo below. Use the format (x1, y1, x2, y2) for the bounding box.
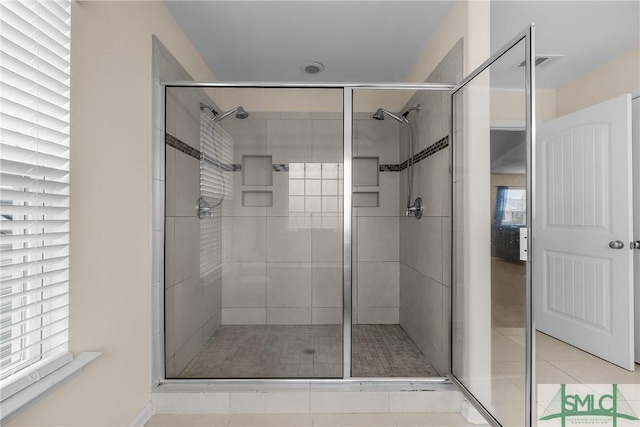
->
(160, 81, 457, 385)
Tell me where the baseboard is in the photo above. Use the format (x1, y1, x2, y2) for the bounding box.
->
(151, 383, 462, 414)
(130, 401, 153, 427)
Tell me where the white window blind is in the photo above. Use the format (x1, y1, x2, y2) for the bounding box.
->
(199, 112, 232, 276)
(0, 0, 71, 398)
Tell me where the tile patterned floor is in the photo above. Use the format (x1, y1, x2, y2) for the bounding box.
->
(177, 324, 438, 379)
(487, 327, 640, 427)
(352, 325, 439, 377)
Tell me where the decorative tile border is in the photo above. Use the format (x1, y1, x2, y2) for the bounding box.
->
(166, 133, 200, 160)
(418, 135, 449, 161)
(167, 133, 449, 173)
(222, 164, 288, 172)
(379, 164, 401, 172)
(205, 158, 236, 172)
(398, 135, 449, 171)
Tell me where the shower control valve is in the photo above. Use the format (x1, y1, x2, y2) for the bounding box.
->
(406, 197, 424, 220)
(197, 197, 214, 219)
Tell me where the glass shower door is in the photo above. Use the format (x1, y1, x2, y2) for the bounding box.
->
(450, 26, 535, 427)
(164, 87, 345, 379)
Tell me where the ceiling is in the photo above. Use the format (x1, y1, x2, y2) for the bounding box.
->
(490, 1, 640, 89)
(164, 1, 639, 88)
(164, 1, 455, 82)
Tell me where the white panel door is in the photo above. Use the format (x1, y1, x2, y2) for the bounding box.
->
(535, 94, 634, 370)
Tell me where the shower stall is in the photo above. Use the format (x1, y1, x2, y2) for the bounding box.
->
(157, 25, 536, 427)
(163, 85, 455, 380)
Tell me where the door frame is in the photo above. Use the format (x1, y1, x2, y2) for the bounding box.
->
(449, 24, 536, 427)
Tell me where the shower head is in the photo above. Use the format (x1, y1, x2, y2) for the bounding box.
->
(234, 106, 249, 119)
(372, 107, 405, 123)
(214, 106, 249, 121)
(372, 108, 385, 121)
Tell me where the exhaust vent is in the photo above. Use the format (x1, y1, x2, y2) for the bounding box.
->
(517, 54, 564, 68)
(302, 61, 324, 74)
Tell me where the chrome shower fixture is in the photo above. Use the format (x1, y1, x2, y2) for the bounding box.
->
(402, 104, 421, 118)
(214, 106, 249, 122)
(372, 107, 404, 123)
(199, 102, 218, 116)
(372, 105, 421, 123)
(199, 103, 249, 121)
(372, 104, 423, 219)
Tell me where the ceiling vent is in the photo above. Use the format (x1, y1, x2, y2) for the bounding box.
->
(517, 54, 564, 68)
(302, 61, 324, 74)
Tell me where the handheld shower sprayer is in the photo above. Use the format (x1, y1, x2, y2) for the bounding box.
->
(196, 103, 250, 220)
(371, 104, 423, 219)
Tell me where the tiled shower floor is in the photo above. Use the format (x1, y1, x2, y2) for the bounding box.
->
(177, 324, 439, 378)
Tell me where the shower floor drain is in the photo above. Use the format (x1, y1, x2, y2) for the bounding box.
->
(302, 348, 316, 355)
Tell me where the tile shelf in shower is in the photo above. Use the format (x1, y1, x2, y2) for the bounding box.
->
(353, 192, 379, 207)
(242, 191, 273, 207)
(353, 157, 379, 187)
(242, 155, 273, 186)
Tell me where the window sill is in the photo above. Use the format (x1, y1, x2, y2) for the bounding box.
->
(1, 352, 100, 424)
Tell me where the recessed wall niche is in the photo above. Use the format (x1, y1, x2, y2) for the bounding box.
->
(243, 155, 273, 186)
(353, 192, 379, 207)
(242, 190, 273, 207)
(353, 157, 379, 186)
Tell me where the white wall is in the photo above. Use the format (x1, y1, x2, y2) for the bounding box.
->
(491, 89, 557, 123)
(9, 1, 216, 425)
(488, 45, 640, 124)
(556, 45, 640, 117)
(405, 1, 490, 81)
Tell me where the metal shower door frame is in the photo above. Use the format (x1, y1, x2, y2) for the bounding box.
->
(160, 81, 455, 383)
(448, 24, 536, 427)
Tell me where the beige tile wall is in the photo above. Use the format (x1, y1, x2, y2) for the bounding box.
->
(220, 110, 402, 325)
(353, 113, 401, 324)
(158, 41, 222, 377)
(398, 40, 463, 375)
(220, 112, 344, 325)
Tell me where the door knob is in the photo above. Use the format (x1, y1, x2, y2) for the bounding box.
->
(609, 240, 625, 249)
(632, 241, 640, 250)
